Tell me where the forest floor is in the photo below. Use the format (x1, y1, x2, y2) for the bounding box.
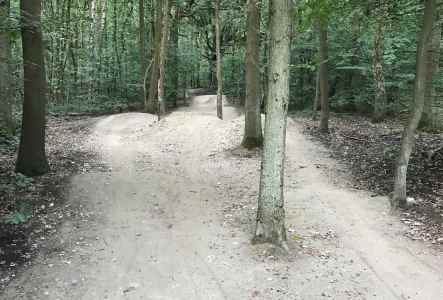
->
(1, 94, 443, 299)
(298, 114, 443, 245)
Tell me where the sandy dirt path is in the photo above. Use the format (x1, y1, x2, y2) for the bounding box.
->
(3, 95, 442, 300)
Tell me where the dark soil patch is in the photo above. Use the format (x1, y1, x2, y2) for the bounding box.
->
(0, 115, 104, 289)
(296, 114, 443, 247)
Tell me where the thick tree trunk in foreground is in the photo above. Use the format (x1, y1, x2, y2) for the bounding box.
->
(215, 0, 223, 119)
(242, 0, 263, 149)
(16, 0, 49, 176)
(318, 20, 329, 133)
(254, 0, 290, 249)
(146, 0, 163, 113)
(139, 0, 146, 88)
(391, 0, 436, 209)
(157, 0, 170, 120)
(0, 0, 14, 135)
(372, 17, 387, 122)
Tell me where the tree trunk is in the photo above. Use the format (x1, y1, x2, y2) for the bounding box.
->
(157, 0, 170, 120)
(208, 3, 218, 92)
(421, 10, 441, 130)
(16, 0, 49, 176)
(0, 0, 14, 135)
(346, 9, 361, 107)
(88, 0, 107, 100)
(209, 52, 217, 90)
(139, 0, 146, 89)
(254, 0, 290, 249)
(391, 0, 437, 209)
(214, 0, 223, 119)
(318, 20, 329, 133)
(312, 69, 320, 120)
(372, 17, 387, 122)
(146, 0, 163, 113)
(242, 0, 263, 149)
(261, 11, 271, 114)
(170, 4, 179, 107)
(112, 0, 121, 94)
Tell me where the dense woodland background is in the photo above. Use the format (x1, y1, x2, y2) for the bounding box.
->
(0, 0, 441, 124)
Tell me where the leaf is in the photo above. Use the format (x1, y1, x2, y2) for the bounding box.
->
(291, 234, 302, 241)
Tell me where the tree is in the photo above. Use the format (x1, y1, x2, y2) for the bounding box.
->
(372, 3, 388, 122)
(318, 18, 329, 132)
(391, 0, 437, 209)
(170, 2, 180, 107)
(312, 69, 320, 120)
(242, 0, 263, 148)
(214, 0, 223, 119)
(139, 0, 146, 88)
(254, 0, 291, 249)
(0, 0, 14, 135)
(421, 10, 441, 130)
(299, 0, 334, 132)
(16, 0, 49, 176)
(146, 0, 163, 113)
(157, 0, 171, 119)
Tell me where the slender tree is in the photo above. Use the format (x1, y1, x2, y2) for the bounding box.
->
(0, 0, 14, 135)
(170, 2, 179, 107)
(372, 4, 388, 122)
(391, 0, 437, 209)
(157, 0, 170, 119)
(214, 0, 223, 119)
(318, 18, 329, 133)
(242, 0, 263, 148)
(312, 69, 320, 120)
(146, 0, 163, 113)
(346, 8, 362, 103)
(139, 0, 146, 87)
(16, 0, 49, 176)
(254, 0, 291, 249)
(421, 10, 441, 130)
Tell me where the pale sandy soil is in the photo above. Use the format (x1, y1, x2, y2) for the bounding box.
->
(2, 94, 442, 300)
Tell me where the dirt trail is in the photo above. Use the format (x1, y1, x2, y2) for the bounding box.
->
(3, 95, 442, 300)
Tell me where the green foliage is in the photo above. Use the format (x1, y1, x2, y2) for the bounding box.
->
(1, 0, 441, 123)
(14, 173, 33, 188)
(296, 0, 347, 28)
(3, 200, 33, 225)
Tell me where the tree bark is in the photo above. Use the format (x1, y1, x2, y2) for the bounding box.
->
(242, 0, 263, 149)
(112, 0, 123, 94)
(170, 4, 179, 107)
(157, 0, 170, 120)
(318, 19, 329, 133)
(346, 9, 362, 107)
(421, 10, 441, 130)
(16, 0, 49, 176)
(0, 0, 14, 135)
(312, 69, 320, 120)
(214, 0, 223, 119)
(372, 16, 387, 122)
(254, 0, 290, 249)
(146, 0, 163, 113)
(391, 0, 437, 209)
(139, 0, 146, 88)
(261, 10, 271, 114)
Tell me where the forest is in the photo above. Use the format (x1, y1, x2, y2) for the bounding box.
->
(0, 0, 442, 299)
